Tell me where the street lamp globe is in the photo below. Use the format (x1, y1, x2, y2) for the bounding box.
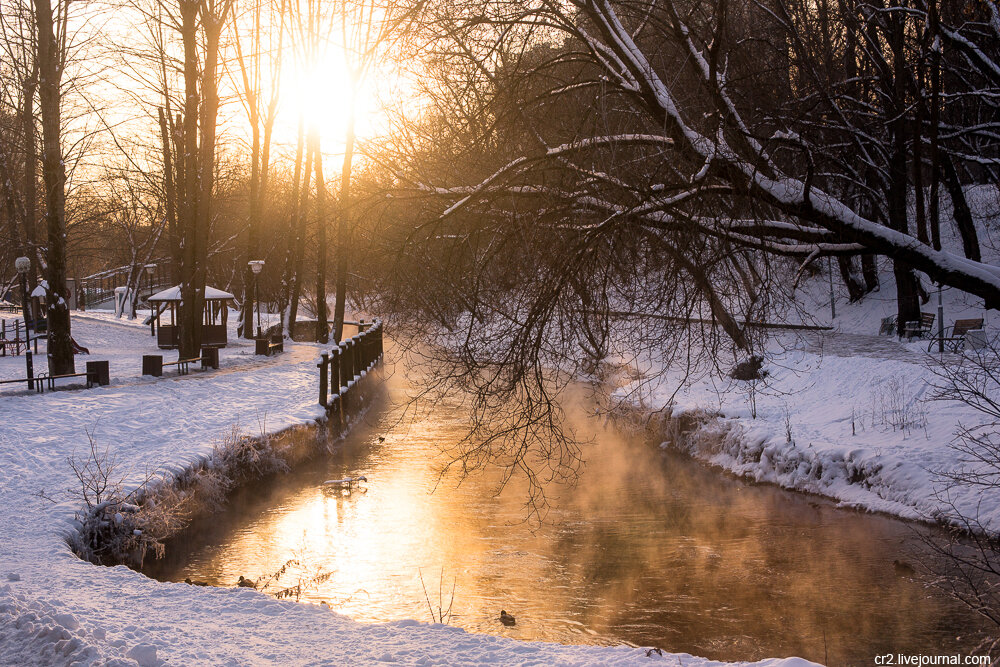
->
(248, 260, 265, 274)
(15, 257, 30, 274)
(144, 263, 157, 276)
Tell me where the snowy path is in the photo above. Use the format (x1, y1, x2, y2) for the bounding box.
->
(0, 313, 816, 666)
(799, 331, 927, 362)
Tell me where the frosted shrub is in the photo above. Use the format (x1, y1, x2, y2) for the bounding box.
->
(69, 425, 289, 568)
(210, 425, 288, 485)
(68, 432, 189, 567)
(869, 375, 915, 434)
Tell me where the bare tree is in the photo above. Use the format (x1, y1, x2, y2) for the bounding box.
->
(355, 0, 1000, 506)
(233, 0, 286, 339)
(33, 0, 75, 374)
(175, 0, 234, 358)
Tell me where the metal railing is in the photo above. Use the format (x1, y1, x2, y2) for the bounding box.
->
(317, 319, 384, 407)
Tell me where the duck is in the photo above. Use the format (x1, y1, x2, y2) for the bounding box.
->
(499, 610, 516, 626)
(377, 436, 385, 442)
(237, 575, 256, 588)
(184, 577, 209, 586)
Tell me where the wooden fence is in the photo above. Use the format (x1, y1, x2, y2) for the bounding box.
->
(317, 320, 384, 413)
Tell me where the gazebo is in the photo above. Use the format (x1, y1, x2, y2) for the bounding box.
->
(147, 285, 235, 349)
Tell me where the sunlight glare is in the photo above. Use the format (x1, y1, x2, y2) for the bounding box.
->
(279, 52, 393, 156)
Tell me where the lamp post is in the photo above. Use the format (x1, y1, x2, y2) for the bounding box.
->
(937, 283, 945, 354)
(145, 264, 157, 336)
(15, 256, 34, 390)
(248, 260, 265, 338)
(828, 256, 836, 320)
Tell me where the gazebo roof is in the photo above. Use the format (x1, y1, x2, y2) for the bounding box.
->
(148, 285, 235, 303)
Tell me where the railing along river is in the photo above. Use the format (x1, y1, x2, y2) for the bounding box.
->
(316, 319, 384, 421)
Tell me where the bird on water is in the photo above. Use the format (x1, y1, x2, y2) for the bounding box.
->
(499, 610, 516, 626)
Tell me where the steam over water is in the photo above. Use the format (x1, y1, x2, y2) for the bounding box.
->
(144, 365, 987, 664)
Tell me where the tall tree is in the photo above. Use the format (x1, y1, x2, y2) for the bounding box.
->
(329, 0, 412, 342)
(234, 0, 285, 339)
(177, 0, 233, 359)
(33, 0, 73, 374)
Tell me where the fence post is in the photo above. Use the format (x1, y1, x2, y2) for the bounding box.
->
(318, 352, 329, 406)
(340, 338, 354, 387)
(330, 347, 341, 395)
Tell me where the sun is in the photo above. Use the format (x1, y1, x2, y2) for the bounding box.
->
(277, 52, 387, 156)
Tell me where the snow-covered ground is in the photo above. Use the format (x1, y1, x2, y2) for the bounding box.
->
(615, 251, 1000, 533)
(0, 310, 816, 665)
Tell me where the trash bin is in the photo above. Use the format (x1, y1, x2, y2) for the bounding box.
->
(86, 360, 110, 386)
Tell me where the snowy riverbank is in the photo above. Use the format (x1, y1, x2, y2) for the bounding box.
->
(0, 312, 817, 665)
(614, 266, 1000, 534)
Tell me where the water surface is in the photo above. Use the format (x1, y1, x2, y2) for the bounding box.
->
(144, 370, 987, 664)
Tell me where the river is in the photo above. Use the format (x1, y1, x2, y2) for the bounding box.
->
(143, 364, 987, 664)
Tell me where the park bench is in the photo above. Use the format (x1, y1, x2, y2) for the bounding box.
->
(41, 369, 99, 391)
(0, 360, 108, 393)
(926, 318, 985, 353)
(0, 376, 43, 393)
(255, 335, 284, 356)
(902, 312, 935, 340)
(142, 348, 220, 377)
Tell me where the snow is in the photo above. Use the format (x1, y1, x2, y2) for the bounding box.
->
(614, 244, 1000, 533)
(148, 284, 235, 302)
(0, 310, 815, 666)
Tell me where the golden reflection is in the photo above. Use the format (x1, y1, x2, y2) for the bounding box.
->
(147, 363, 988, 665)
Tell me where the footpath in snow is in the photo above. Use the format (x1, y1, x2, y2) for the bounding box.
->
(0, 311, 817, 666)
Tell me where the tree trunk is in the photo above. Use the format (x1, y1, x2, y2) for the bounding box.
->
(34, 0, 73, 374)
(913, 63, 928, 245)
(177, 0, 202, 359)
(837, 256, 867, 302)
(333, 94, 357, 343)
(928, 0, 942, 251)
(157, 107, 179, 284)
(888, 6, 920, 336)
(310, 128, 328, 344)
(241, 115, 261, 340)
(287, 142, 313, 338)
(861, 254, 879, 293)
(21, 64, 39, 312)
(186, 3, 226, 356)
(280, 116, 306, 338)
(941, 155, 981, 262)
